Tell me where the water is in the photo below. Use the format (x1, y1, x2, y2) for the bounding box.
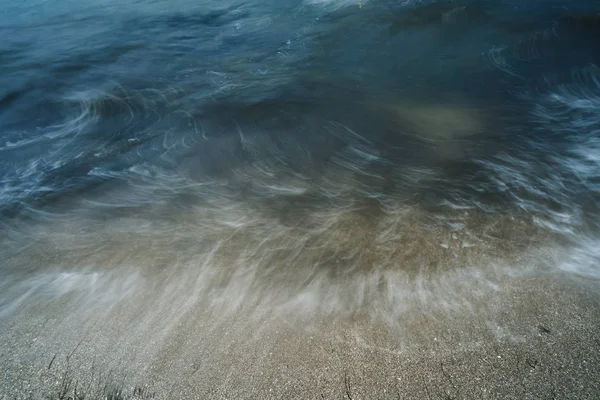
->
(1, 0, 600, 397)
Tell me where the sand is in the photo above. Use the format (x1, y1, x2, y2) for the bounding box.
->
(1, 268, 599, 399)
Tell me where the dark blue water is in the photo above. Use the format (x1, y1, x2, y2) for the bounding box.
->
(0, 0, 599, 229)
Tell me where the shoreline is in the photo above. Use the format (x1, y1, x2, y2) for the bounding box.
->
(2, 270, 599, 399)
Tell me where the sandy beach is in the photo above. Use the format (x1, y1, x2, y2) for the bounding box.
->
(2, 272, 599, 399)
(1, 202, 599, 399)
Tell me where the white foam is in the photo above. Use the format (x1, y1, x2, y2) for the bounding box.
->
(0, 268, 142, 318)
(304, 0, 366, 11)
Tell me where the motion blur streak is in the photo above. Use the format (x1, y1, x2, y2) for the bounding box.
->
(1, 0, 600, 398)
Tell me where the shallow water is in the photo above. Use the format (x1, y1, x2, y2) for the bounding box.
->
(1, 0, 600, 397)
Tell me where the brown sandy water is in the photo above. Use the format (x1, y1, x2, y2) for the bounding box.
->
(1, 179, 599, 398)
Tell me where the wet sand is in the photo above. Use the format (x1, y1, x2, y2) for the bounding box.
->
(1, 272, 599, 399)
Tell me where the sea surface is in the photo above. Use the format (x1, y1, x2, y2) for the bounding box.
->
(0, 0, 598, 220)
